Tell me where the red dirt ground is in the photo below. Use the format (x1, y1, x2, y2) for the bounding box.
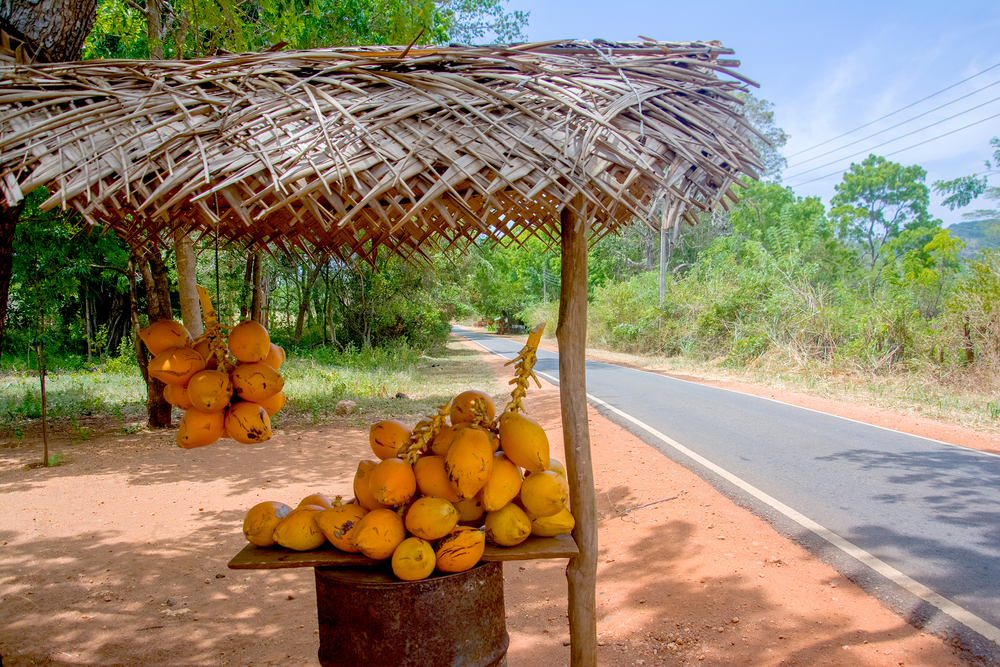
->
(0, 334, 992, 666)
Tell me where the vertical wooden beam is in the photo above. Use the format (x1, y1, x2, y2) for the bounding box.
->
(557, 194, 597, 667)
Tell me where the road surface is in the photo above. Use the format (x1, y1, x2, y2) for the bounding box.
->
(454, 326, 1000, 662)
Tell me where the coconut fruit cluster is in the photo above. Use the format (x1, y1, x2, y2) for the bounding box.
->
(242, 390, 575, 581)
(139, 319, 286, 448)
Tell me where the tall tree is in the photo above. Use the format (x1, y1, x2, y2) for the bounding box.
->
(737, 93, 789, 181)
(830, 154, 934, 268)
(0, 1, 100, 348)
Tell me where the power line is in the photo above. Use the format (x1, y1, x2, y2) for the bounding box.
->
(785, 61, 1000, 159)
(785, 110, 1000, 189)
(787, 79, 1000, 169)
(783, 94, 1000, 182)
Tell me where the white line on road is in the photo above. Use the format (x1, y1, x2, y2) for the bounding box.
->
(455, 330, 1000, 645)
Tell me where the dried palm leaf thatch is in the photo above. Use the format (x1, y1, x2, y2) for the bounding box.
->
(0, 39, 762, 262)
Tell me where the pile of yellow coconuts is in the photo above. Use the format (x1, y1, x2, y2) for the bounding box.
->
(138, 287, 286, 449)
(242, 324, 574, 581)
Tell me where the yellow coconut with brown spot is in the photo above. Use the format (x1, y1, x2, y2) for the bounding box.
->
(298, 493, 334, 509)
(352, 508, 406, 560)
(449, 390, 495, 426)
(139, 320, 192, 356)
(225, 402, 272, 444)
(498, 411, 550, 473)
(316, 503, 368, 552)
(444, 427, 493, 500)
(528, 506, 575, 537)
(404, 496, 459, 541)
(176, 409, 225, 449)
(243, 501, 292, 547)
(354, 460, 390, 511)
(186, 369, 233, 413)
(484, 503, 531, 547)
(230, 361, 284, 403)
(368, 458, 416, 507)
(149, 346, 205, 386)
(264, 343, 285, 370)
(413, 454, 460, 503)
(273, 506, 326, 551)
(391, 537, 436, 581)
(429, 424, 462, 456)
(163, 383, 194, 411)
(480, 451, 523, 512)
(435, 526, 486, 573)
(454, 495, 485, 526)
(227, 320, 271, 363)
(369, 420, 411, 460)
(519, 469, 569, 518)
(257, 391, 286, 417)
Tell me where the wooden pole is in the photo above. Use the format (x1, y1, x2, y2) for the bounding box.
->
(557, 194, 597, 667)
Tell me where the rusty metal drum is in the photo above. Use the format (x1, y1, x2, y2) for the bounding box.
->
(315, 560, 508, 667)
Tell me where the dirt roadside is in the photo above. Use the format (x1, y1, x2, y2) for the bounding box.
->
(0, 335, 990, 666)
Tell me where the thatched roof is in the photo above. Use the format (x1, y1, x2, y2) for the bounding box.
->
(0, 39, 762, 262)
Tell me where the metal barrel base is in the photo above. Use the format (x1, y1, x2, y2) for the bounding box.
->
(315, 560, 508, 667)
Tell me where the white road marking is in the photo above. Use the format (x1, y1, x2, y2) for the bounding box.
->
(456, 330, 1000, 645)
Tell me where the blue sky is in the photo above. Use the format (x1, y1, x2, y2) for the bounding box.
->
(504, 0, 1000, 225)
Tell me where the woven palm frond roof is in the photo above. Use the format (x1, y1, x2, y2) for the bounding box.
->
(0, 39, 763, 261)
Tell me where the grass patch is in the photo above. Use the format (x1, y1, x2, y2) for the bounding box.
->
(23, 451, 65, 469)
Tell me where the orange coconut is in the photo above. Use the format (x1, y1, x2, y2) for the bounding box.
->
(230, 361, 284, 403)
(256, 391, 287, 417)
(264, 343, 285, 370)
(316, 503, 368, 553)
(186, 369, 233, 413)
(391, 537, 436, 581)
(368, 458, 417, 507)
(444, 427, 493, 500)
(176, 409, 225, 449)
(227, 320, 270, 363)
(224, 402, 272, 444)
(435, 526, 486, 573)
(354, 460, 390, 511)
(272, 506, 326, 551)
(139, 320, 192, 356)
(243, 501, 292, 547)
(413, 454, 461, 503)
(369, 419, 411, 460)
(480, 451, 524, 512)
(404, 496, 459, 541)
(449, 390, 495, 426)
(498, 411, 550, 473)
(352, 508, 406, 560)
(163, 383, 194, 411)
(149, 346, 205, 386)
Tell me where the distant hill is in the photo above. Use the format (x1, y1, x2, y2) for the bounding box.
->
(947, 219, 1000, 258)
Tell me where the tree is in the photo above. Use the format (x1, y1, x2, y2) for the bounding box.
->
(933, 136, 999, 211)
(737, 93, 789, 181)
(0, 1, 101, 349)
(830, 154, 935, 268)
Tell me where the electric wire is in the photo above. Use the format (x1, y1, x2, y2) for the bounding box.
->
(784, 95, 1000, 181)
(785, 61, 1000, 159)
(787, 79, 1000, 169)
(785, 110, 1000, 189)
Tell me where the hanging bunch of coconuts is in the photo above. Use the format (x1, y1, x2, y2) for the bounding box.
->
(241, 323, 575, 581)
(139, 286, 287, 448)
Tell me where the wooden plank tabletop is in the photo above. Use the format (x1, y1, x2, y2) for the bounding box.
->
(228, 534, 579, 570)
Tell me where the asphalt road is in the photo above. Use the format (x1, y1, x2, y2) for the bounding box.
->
(454, 326, 1000, 660)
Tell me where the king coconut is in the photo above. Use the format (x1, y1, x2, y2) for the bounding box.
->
(241, 323, 575, 580)
(141, 285, 287, 450)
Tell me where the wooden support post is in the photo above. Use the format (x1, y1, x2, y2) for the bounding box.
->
(557, 195, 597, 667)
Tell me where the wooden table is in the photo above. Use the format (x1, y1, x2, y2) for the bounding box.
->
(228, 533, 579, 569)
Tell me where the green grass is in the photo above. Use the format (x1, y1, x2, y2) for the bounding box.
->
(0, 339, 507, 430)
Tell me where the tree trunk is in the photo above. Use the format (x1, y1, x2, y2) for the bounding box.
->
(558, 196, 597, 667)
(0, 0, 99, 63)
(294, 255, 329, 342)
(0, 201, 23, 349)
(173, 229, 202, 337)
(251, 253, 265, 324)
(138, 250, 172, 428)
(37, 341, 50, 467)
(145, 0, 165, 59)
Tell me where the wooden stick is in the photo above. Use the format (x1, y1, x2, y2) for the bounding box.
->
(558, 193, 596, 667)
